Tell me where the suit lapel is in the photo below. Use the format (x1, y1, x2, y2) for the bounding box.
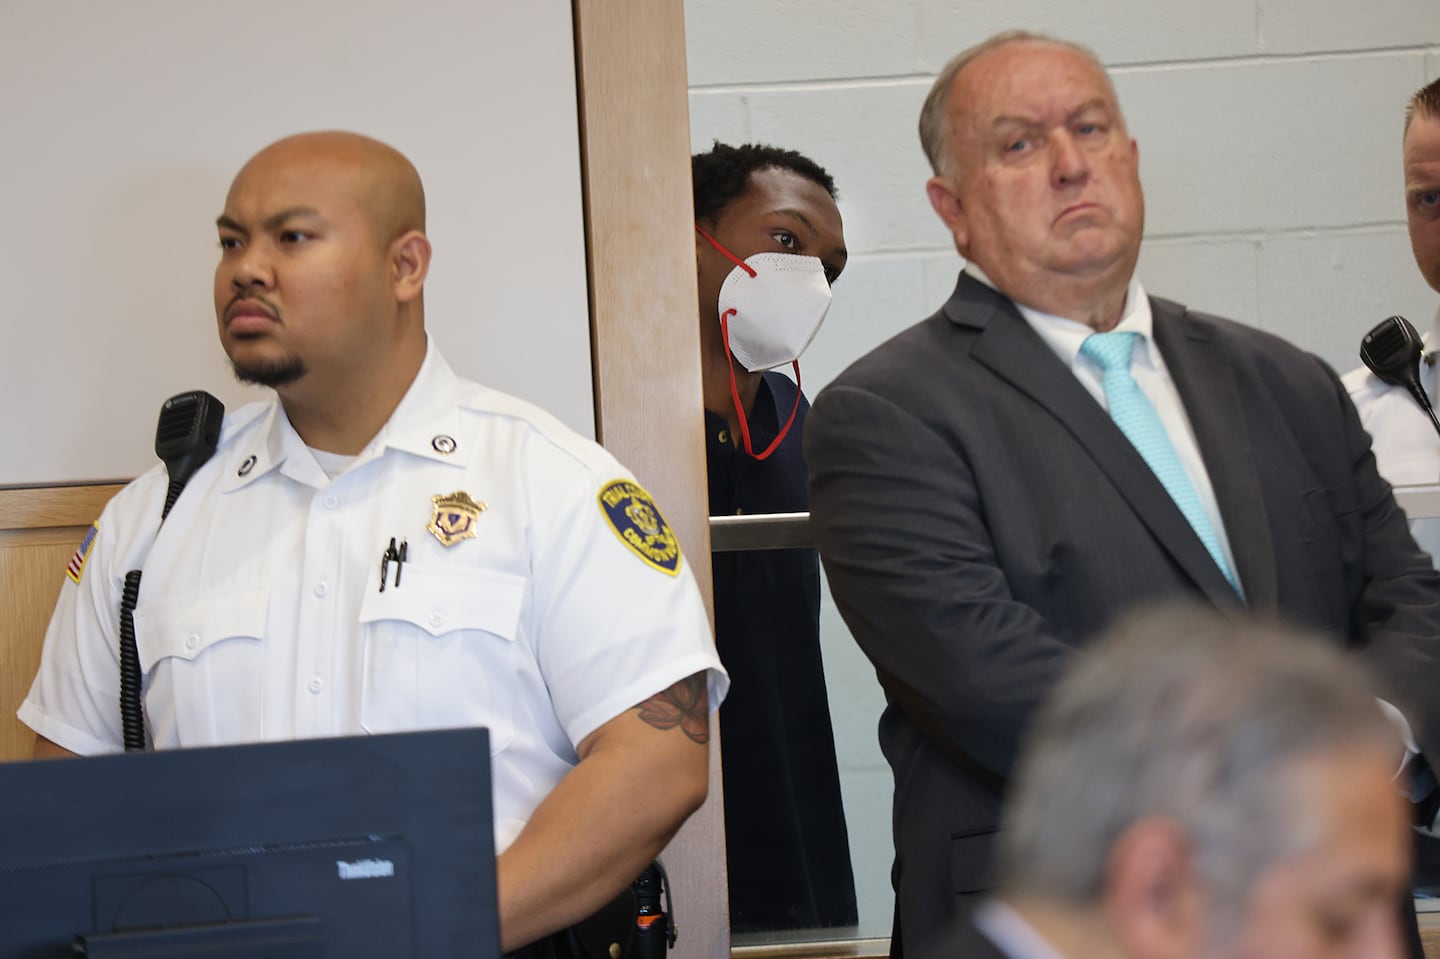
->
(944, 276, 1240, 606)
(1151, 300, 1277, 609)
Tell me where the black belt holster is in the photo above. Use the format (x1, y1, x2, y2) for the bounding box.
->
(513, 861, 675, 959)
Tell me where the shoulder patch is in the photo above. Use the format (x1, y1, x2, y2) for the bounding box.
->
(597, 479, 682, 576)
(66, 523, 98, 584)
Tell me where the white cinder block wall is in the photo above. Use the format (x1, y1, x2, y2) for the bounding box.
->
(685, 0, 1440, 939)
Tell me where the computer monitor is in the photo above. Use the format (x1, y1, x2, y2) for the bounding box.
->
(0, 728, 499, 958)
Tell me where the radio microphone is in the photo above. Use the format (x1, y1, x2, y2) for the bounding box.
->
(119, 390, 225, 751)
(1360, 315, 1440, 441)
(154, 390, 226, 518)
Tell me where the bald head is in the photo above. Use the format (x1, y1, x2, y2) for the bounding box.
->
(919, 30, 1117, 176)
(213, 131, 433, 445)
(232, 131, 426, 243)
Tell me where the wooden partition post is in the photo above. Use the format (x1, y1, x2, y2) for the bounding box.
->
(572, 3, 729, 957)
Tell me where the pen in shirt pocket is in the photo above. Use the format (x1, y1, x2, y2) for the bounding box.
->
(378, 536, 408, 592)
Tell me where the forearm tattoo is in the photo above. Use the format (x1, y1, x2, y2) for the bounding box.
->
(636, 672, 709, 745)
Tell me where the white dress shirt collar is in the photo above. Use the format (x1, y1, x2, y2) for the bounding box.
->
(974, 899, 1070, 959)
(222, 338, 465, 494)
(963, 262, 1158, 373)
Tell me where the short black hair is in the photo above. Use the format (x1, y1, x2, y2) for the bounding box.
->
(1409, 77, 1440, 135)
(691, 142, 838, 223)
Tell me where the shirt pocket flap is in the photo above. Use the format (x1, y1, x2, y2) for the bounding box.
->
(133, 587, 270, 669)
(358, 566, 526, 639)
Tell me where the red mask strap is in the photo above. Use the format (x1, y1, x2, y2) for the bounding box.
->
(719, 306, 800, 462)
(695, 225, 757, 278)
(764, 362, 803, 459)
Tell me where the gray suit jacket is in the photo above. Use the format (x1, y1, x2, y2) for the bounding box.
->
(805, 274, 1440, 958)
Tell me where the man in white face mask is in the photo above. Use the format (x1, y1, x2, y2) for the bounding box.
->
(690, 142, 853, 934)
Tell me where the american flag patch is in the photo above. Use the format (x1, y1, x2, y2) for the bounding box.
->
(66, 523, 98, 584)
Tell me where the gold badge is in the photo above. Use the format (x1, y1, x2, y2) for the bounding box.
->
(598, 479, 682, 575)
(427, 491, 487, 547)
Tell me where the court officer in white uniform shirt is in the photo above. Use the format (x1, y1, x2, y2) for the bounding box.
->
(1345, 79, 1440, 561)
(20, 131, 728, 955)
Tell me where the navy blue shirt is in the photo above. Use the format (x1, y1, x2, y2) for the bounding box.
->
(707, 371, 858, 933)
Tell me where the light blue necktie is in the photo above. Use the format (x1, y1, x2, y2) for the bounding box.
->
(1080, 332, 1244, 598)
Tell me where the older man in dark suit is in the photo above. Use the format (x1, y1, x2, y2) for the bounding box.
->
(803, 29, 1440, 958)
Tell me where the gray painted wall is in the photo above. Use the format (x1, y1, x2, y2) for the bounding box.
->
(1, 0, 593, 486)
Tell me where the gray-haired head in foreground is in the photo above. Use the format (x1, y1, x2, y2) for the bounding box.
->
(918, 30, 1117, 176)
(998, 603, 1397, 931)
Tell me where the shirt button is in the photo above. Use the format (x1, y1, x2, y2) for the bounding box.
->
(717, 430, 729, 445)
(428, 612, 445, 629)
(308, 677, 324, 694)
(314, 582, 328, 598)
(323, 495, 339, 510)
(185, 633, 199, 651)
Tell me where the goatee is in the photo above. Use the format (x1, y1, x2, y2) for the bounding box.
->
(232, 356, 308, 388)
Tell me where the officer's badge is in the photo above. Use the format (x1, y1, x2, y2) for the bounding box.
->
(598, 480, 682, 575)
(427, 491, 487, 547)
(66, 523, 98, 584)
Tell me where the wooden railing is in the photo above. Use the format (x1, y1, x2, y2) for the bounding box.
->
(0, 484, 123, 762)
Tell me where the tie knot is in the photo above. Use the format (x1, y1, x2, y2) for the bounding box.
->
(1080, 331, 1140, 373)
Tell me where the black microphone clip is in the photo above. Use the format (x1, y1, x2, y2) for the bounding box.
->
(1360, 315, 1440, 442)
